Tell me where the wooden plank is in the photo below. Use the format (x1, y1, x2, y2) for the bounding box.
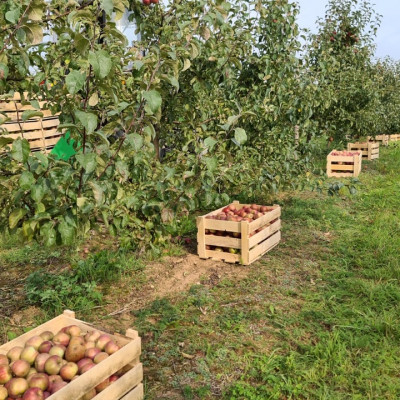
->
(49, 337, 141, 399)
(204, 249, 240, 263)
(204, 235, 241, 248)
(240, 220, 250, 265)
(249, 206, 281, 232)
(29, 136, 61, 150)
(0, 109, 56, 120)
(0, 101, 47, 111)
(249, 219, 281, 248)
(93, 364, 143, 400)
(196, 217, 206, 258)
(329, 165, 355, 171)
(120, 384, 144, 400)
(204, 219, 241, 233)
(3, 128, 61, 141)
(3, 117, 59, 133)
(327, 155, 358, 162)
(249, 230, 281, 263)
(328, 172, 355, 178)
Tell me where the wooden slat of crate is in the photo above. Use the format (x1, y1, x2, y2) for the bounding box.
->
(346, 142, 379, 161)
(3, 117, 60, 133)
(0, 310, 143, 400)
(249, 230, 281, 264)
(249, 206, 280, 232)
(249, 219, 281, 248)
(205, 235, 241, 249)
(0, 101, 47, 111)
(5, 128, 60, 141)
(120, 384, 144, 400)
(0, 109, 55, 120)
(204, 249, 240, 263)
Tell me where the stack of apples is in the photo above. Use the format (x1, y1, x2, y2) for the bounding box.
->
(204, 204, 278, 254)
(331, 151, 361, 156)
(0, 326, 123, 400)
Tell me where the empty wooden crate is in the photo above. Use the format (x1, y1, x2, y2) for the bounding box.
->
(347, 142, 379, 160)
(197, 201, 281, 266)
(326, 150, 362, 178)
(0, 310, 143, 400)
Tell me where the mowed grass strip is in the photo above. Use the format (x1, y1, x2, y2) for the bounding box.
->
(135, 146, 400, 399)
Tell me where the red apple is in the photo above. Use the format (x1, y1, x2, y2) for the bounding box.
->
(95, 377, 110, 392)
(84, 348, 100, 360)
(77, 358, 92, 373)
(95, 335, 111, 351)
(0, 365, 12, 384)
(7, 347, 23, 363)
(80, 363, 95, 374)
(59, 362, 78, 381)
(93, 352, 108, 364)
(38, 342, 52, 354)
(5, 377, 29, 398)
(22, 387, 44, 400)
(0, 355, 8, 367)
(11, 360, 30, 378)
(44, 356, 63, 375)
(34, 354, 51, 373)
(28, 373, 49, 391)
(50, 381, 67, 394)
(52, 333, 70, 347)
(20, 347, 38, 365)
(25, 337, 44, 351)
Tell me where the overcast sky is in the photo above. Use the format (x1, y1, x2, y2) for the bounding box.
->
(296, 0, 400, 60)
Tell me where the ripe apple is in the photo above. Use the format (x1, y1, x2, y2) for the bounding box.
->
(34, 354, 51, 373)
(7, 347, 23, 362)
(49, 345, 66, 358)
(39, 332, 53, 342)
(95, 335, 112, 351)
(84, 331, 101, 343)
(65, 343, 85, 362)
(95, 377, 110, 392)
(38, 342, 52, 354)
(80, 362, 95, 374)
(20, 346, 39, 365)
(104, 341, 119, 355)
(28, 373, 49, 391)
(59, 362, 78, 381)
(43, 391, 51, 399)
(77, 358, 92, 373)
(0, 355, 8, 367)
(151, 0, 159, 3)
(47, 375, 63, 392)
(85, 348, 100, 360)
(11, 360, 30, 378)
(109, 375, 119, 383)
(22, 387, 44, 400)
(52, 332, 70, 347)
(25, 337, 44, 351)
(142, 0, 151, 4)
(81, 388, 97, 400)
(44, 356, 64, 375)
(65, 326, 81, 337)
(0, 386, 7, 400)
(5, 377, 29, 398)
(0, 365, 12, 384)
(93, 352, 108, 364)
(84, 341, 95, 350)
(50, 381, 67, 394)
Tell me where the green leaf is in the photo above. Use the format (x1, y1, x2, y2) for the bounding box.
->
(40, 222, 56, 247)
(0, 63, 9, 80)
(19, 171, 35, 190)
(5, 9, 20, 24)
(11, 139, 30, 163)
(25, 24, 43, 45)
(9, 208, 27, 229)
(77, 197, 87, 208)
(126, 133, 143, 151)
(88, 182, 104, 205)
(89, 50, 112, 79)
(75, 110, 97, 135)
(22, 110, 43, 121)
(58, 219, 76, 245)
(31, 182, 47, 203)
(100, 0, 114, 16)
(76, 153, 97, 174)
(234, 128, 247, 145)
(142, 90, 162, 113)
(204, 137, 217, 150)
(66, 70, 85, 95)
(182, 59, 191, 72)
(0, 137, 13, 149)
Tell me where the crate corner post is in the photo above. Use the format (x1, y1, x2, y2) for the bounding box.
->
(196, 216, 206, 259)
(240, 221, 250, 265)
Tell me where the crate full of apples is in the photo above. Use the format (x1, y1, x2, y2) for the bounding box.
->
(0, 310, 143, 400)
(197, 201, 281, 265)
(326, 150, 362, 178)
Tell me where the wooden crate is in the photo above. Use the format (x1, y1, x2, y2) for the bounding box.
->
(368, 135, 389, 146)
(389, 134, 400, 142)
(0, 92, 62, 153)
(0, 310, 143, 400)
(347, 142, 379, 160)
(326, 150, 362, 178)
(197, 201, 281, 266)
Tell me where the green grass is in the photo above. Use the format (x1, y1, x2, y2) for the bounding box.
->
(130, 145, 400, 399)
